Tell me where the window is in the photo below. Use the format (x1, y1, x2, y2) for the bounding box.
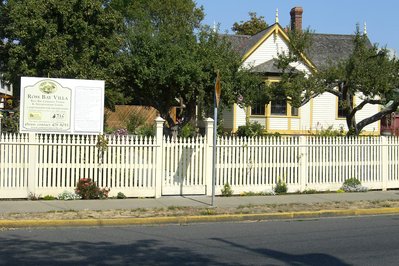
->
(269, 99, 298, 116)
(251, 102, 266, 115)
(291, 106, 299, 116)
(270, 98, 287, 115)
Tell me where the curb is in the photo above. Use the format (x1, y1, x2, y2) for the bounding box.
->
(1, 207, 399, 228)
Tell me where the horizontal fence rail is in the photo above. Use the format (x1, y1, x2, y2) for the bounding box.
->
(1, 119, 399, 199)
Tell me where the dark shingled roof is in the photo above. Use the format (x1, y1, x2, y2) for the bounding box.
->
(224, 25, 275, 57)
(251, 58, 284, 74)
(306, 33, 371, 69)
(225, 27, 373, 70)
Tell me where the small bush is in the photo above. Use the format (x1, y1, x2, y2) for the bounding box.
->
(136, 124, 155, 137)
(341, 178, 368, 192)
(58, 191, 81, 200)
(179, 123, 196, 138)
(75, 178, 110, 199)
(117, 192, 127, 199)
(42, 195, 56, 200)
(221, 183, 233, 197)
(313, 125, 345, 137)
(343, 178, 362, 187)
(237, 122, 264, 137)
(27, 192, 40, 200)
(301, 188, 317, 194)
(274, 178, 288, 194)
(127, 112, 146, 134)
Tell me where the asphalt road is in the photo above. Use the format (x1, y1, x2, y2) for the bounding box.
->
(1, 215, 399, 265)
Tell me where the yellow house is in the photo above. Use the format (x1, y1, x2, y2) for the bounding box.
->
(222, 7, 380, 135)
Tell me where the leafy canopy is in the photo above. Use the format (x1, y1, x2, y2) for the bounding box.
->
(0, 0, 125, 108)
(113, 0, 262, 128)
(274, 27, 399, 135)
(232, 12, 268, 35)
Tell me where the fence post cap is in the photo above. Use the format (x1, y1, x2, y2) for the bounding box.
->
(155, 116, 165, 122)
(204, 117, 214, 122)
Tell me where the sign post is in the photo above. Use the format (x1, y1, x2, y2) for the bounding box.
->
(212, 71, 221, 206)
(0, 112, 3, 138)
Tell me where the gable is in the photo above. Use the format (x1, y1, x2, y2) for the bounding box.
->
(240, 24, 313, 74)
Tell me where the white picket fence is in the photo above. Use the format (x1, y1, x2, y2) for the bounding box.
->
(1, 117, 399, 199)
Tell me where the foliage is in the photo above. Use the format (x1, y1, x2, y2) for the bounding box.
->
(58, 190, 81, 200)
(274, 177, 288, 194)
(42, 195, 56, 200)
(96, 134, 109, 152)
(0, 0, 125, 107)
(221, 183, 233, 197)
(312, 125, 345, 137)
(27, 192, 40, 200)
(125, 112, 155, 136)
(240, 190, 275, 196)
(236, 121, 264, 137)
(113, 128, 129, 136)
(341, 178, 368, 192)
(136, 124, 155, 137)
(275, 27, 399, 136)
(75, 178, 110, 199)
(200, 208, 217, 215)
(300, 188, 318, 194)
(0, 111, 19, 133)
(127, 112, 147, 134)
(179, 123, 196, 138)
(232, 12, 268, 35)
(116, 192, 126, 199)
(113, 0, 262, 130)
(343, 178, 362, 187)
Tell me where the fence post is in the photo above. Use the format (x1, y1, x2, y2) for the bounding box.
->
(27, 133, 38, 196)
(299, 136, 308, 191)
(381, 136, 388, 191)
(204, 118, 214, 196)
(155, 117, 165, 198)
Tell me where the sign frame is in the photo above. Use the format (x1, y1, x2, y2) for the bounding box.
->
(20, 77, 105, 135)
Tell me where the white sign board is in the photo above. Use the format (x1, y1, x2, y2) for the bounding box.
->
(20, 77, 104, 134)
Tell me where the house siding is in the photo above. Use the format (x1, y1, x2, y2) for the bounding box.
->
(222, 107, 234, 131)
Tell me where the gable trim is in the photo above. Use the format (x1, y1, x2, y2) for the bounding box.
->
(242, 23, 317, 72)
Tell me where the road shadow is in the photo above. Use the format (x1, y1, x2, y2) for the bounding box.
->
(211, 237, 350, 266)
(0, 235, 226, 266)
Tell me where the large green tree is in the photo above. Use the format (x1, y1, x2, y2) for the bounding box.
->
(0, 0, 125, 108)
(232, 12, 268, 35)
(272, 29, 399, 136)
(113, 0, 262, 128)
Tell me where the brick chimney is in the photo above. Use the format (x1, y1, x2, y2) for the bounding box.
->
(290, 7, 303, 32)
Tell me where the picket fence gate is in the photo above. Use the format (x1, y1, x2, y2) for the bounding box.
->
(1, 117, 399, 199)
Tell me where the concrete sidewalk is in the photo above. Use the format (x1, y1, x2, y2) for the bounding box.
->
(1, 190, 399, 214)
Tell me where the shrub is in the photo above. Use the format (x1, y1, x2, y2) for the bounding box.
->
(27, 192, 40, 200)
(274, 177, 288, 194)
(221, 183, 233, 197)
(127, 112, 146, 134)
(117, 192, 127, 199)
(313, 125, 345, 137)
(113, 128, 128, 136)
(341, 178, 368, 192)
(179, 123, 196, 138)
(58, 191, 81, 200)
(42, 195, 56, 200)
(136, 124, 155, 137)
(75, 178, 110, 199)
(237, 122, 264, 137)
(343, 178, 361, 187)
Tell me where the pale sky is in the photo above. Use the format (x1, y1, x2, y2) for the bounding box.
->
(196, 0, 399, 54)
